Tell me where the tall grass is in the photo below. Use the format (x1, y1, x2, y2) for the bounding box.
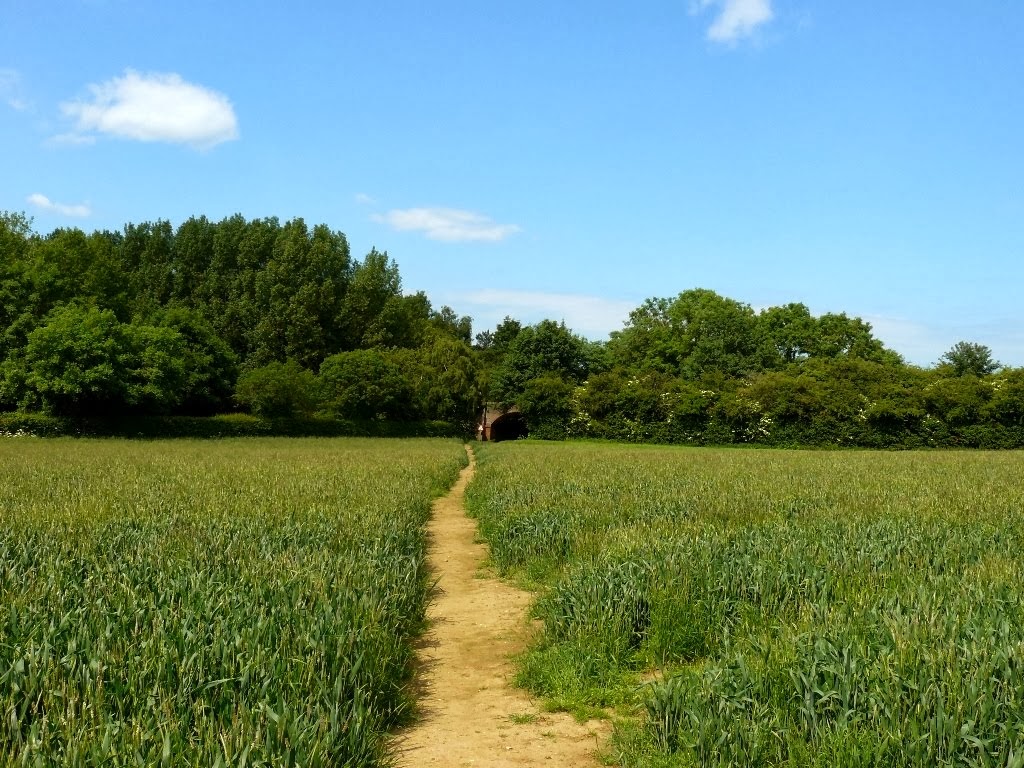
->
(467, 442, 1024, 766)
(0, 437, 466, 767)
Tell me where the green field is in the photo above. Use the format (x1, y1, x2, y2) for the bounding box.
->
(467, 442, 1024, 767)
(0, 437, 466, 767)
(8, 436, 1024, 766)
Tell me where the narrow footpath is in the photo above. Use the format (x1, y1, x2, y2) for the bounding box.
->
(392, 445, 609, 767)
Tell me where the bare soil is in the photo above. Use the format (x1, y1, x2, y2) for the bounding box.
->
(391, 445, 609, 767)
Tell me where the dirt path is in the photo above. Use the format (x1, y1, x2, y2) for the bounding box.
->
(392, 445, 609, 767)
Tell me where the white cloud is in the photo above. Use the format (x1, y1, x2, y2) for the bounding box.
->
(693, 0, 773, 43)
(60, 70, 238, 149)
(460, 289, 635, 339)
(27, 193, 92, 218)
(354, 192, 376, 205)
(373, 207, 520, 242)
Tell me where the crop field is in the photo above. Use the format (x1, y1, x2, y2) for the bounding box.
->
(0, 437, 466, 767)
(467, 442, 1024, 767)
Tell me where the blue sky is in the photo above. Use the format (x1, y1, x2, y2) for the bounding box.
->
(3, 1, 1023, 366)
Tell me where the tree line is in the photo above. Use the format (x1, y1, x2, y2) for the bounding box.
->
(0, 211, 476, 424)
(485, 292, 1021, 448)
(1, 211, 1020, 446)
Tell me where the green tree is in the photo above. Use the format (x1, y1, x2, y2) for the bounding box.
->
(806, 313, 895, 362)
(171, 216, 215, 302)
(938, 341, 1000, 377)
(983, 369, 1024, 427)
(234, 361, 319, 418)
(517, 374, 575, 439)
(609, 289, 759, 379)
(121, 220, 175, 316)
(82, 231, 131, 317)
(474, 316, 521, 353)
(119, 322, 188, 413)
(205, 215, 280, 361)
(22, 305, 190, 416)
(0, 210, 32, 252)
(475, 316, 523, 397)
(23, 305, 125, 416)
(22, 228, 91, 312)
(430, 305, 472, 344)
(490, 320, 590, 404)
(0, 212, 34, 362)
(415, 336, 479, 422)
(18, 228, 131, 320)
(249, 218, 351, 368)
(366, 291, 433, 349)
(318, 349, 412, 420)
(338, 248, 402, 349)
(756, 303, 817, 366)
(924, 373, 992, 427)
(491, 317, 523, 351)
(150, 307, 238, 414)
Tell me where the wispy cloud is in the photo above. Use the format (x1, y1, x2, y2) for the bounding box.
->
(692, 0, 773, 43)
(59, 69, 239, 149)
(354, 192, 376, 205)
(49, 132, 97, 147)
(865, 313, 1024, 368)
(460, 289, 635, 338)
(27, 193, 92, 218)
(0, 68, 30, 111)
(373, 207, 520, 242)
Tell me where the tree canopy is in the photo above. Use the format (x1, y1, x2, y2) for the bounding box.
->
(0, 213, 477, 423)
(939, 341, 1001, 378)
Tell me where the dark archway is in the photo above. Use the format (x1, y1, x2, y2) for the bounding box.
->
(489, 411, 529, 442)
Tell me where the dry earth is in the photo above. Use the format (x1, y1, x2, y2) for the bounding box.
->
(392, 445, 610, 767)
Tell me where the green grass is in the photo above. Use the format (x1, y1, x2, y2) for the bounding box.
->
(467, 441, 1024, 767)
(0, 436, 466, 767)
(508, 712, 538, 725)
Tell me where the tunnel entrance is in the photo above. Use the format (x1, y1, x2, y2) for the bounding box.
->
(479, 404, 528, 442)
(488, 411, 529, 442)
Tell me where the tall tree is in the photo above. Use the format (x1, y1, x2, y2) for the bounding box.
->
(430, 305, 472, 344)
(416, 336, 479, 422)
(610, 289, 759, 379)
(318, 349, 412, 420)
(807, 313, 893, 362)
(489, 320, 590, 404)
(338, 248, 402, 348)
(122, 220, 175, 315)
(756, 303, 817, 366)
(171, 216, 215, 303)
(0, 212, 34, 362)
(938, 341, 1000, 377)
(22, 305, 189, 416)
(149, 307, 238, 414)
(209, 215, 279, 361)
(248, 218, 351, 368)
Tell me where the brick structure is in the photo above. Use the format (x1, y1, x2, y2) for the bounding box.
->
(477, 404, 528, 442)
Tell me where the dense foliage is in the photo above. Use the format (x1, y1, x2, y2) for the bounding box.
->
(0, 437, 467, 766)
(0, 212, 477, 425)
(468, 441, 1024, 766)
(484, 291, 1024, 448)
(2, 209, 1021, 445)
